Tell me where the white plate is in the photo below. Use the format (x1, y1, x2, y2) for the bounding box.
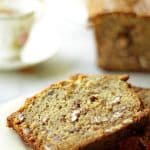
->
(0, 96, 32, 150)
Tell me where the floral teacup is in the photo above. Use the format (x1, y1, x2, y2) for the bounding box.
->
(0, 0, 42, 60)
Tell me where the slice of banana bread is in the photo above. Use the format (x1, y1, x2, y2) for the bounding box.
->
(88, 0, 150, 71)
(117, 87, 150, 150)
(7, 74, 149, 150)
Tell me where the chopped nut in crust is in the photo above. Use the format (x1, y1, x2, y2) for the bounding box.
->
(42, 116, 49, 124)
(113, 112, 123, 118)
(18, 113, 24, 122)
(22, 128, 30, 135)
(113, 106, 126, 114)
(91, 116, 109, 124)
(110, 96, 121, 105)
(71, 110, 80, 122)
(111, 112, 123, 122)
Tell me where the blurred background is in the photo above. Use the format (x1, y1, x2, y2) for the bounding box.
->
(0, 0, 149, 104)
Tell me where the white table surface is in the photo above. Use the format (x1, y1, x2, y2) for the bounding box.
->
(0, 0, 150, 105)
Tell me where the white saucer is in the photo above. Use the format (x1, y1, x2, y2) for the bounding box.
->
(0, 96, 32, 150)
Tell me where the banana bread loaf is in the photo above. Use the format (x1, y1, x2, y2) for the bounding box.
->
(88, 0, 150, 71)
(117, 87, 150, 150)
(7, 74, 149, 150)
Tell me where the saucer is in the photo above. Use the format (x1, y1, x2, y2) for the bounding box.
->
(0, 46, 59, 71)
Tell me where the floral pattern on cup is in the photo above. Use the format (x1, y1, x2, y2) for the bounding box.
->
(12, 32, 29, 50)
(11, 12, 34, 52)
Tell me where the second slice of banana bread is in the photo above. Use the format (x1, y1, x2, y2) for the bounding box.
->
(117, 87, 150, 150)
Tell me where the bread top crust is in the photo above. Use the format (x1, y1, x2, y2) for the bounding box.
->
(88, 0, 150, 21)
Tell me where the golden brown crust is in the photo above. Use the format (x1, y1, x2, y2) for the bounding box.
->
(69, 74, 129, 81)
(88, 0, 150, 22)
(7, 101, 41, 150)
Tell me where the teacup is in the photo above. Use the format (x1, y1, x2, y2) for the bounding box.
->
(0, 0, 42, 60)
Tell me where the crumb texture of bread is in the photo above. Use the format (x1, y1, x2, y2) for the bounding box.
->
(88, 0, 150, 71)
(7, 74, 149, 150)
